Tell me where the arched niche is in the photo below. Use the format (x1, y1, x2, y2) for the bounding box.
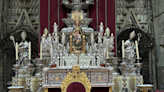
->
(0, 27, 38, 80)
(117, 28, 153, 83)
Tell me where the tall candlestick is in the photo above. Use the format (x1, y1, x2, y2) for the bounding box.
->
(135, 41, 139, 59)
(98, 33, 101, 43)
(122, 40, 125, 58)
(16, 42, 18, 60)
(29, 42, 31, 59)
(40, 43, 42, 60)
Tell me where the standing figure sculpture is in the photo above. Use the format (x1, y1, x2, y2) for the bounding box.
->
(124, 31, 136, 67)
(10, 31, 29, 67)
(72, 27, 83, 53)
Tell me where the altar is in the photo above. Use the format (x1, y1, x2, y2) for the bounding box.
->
(42, 67, 114, 88)
(9, 0, 144, 92)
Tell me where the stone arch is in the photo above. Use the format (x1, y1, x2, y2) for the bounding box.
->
(0, 26, 38, 82)
(2, 25, 38, 58)
(117, 28, 153, 83)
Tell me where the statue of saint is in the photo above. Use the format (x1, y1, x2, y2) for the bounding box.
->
(10, 31, 29, 67)
(72, 27, 83, 54)
(124, 31, 136, 67)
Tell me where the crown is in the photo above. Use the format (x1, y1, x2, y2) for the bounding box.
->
(72, 10, 83, 21)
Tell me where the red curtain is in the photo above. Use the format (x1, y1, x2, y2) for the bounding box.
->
(40, 0, 115, 52)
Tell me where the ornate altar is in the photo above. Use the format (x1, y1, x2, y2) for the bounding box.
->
(43, 66, 113, 92)
(61, 65, 91, 92)
(9, 0, 144, 92)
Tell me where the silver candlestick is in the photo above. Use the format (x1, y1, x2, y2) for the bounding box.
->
(135, 58, 142, 85)
(120, 58, 128, 92)
(37, 60, 44, 92)
(26, 59, 32, 92)
(13, 60, 19, 86)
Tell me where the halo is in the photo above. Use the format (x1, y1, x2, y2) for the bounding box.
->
(72, 10, 83, 21)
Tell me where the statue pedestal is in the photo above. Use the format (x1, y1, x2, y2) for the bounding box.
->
(7, 86, 24, 92)
(119, 66, 137, 76)
(12, 77, 39, 92)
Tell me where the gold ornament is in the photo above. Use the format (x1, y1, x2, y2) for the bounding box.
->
(72, 27, 82, 35)
(72, 10, 83, 21)
(61, 65, 91, 92)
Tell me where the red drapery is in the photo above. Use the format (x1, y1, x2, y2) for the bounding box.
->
(40, 0, 115, 52)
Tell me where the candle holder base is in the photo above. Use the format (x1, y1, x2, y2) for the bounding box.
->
(12, 67, 35, 77)
(120, 88, 129, 92)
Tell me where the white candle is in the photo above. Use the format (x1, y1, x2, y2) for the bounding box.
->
(91, 33, 94, 42)
(107, 50, 109, 59)
(135, 41, 140, 59)
(122, 40, 124, 58)
(98, 33, 101, 43)
(53, 22, 56, 31)
(16, 42, 18, 60)
(49, 34, 51, 41)
(100, 22, 103, 25)
(111, 33, 114, 43)
(40, 43, 42, 60)
(29, 42, 31, 59)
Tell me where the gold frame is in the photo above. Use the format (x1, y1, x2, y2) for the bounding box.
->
(61, 65, 91, 92)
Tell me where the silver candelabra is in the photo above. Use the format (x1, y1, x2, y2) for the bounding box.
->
(26, 59, 32, 92)
(13, 60, 19, 86)
(37, 60, 44, 92)
(120, 58, 128, 92)
(135, 58, 142, 85)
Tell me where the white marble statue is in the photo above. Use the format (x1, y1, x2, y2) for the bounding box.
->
(10, 31, 29, 67)
(124, 31, 136, 67)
